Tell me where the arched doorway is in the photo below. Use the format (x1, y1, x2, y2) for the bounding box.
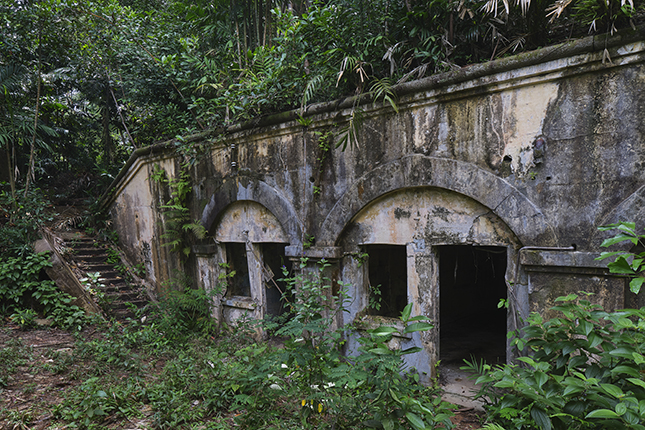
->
(213, 201, 292, 323)
(337, 186, 520, 380)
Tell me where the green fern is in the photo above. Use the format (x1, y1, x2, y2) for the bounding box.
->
(183, 221, 206, 240)
(482, 424, 507, 430)
(370, 77, 399, 113)
(336, 107, 364, 151)
(300, 74, 324, 113)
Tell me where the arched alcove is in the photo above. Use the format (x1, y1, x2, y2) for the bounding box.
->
(201, 178, 303, 247)
(338, 186, 521, 380)
(212, 201, 293, 324)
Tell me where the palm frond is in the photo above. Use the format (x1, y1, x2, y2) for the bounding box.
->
(370, 77, 398, 113)
(0, 64, 25, 93)
(546, 0, 573, 22)
(301, 74, 324, 113)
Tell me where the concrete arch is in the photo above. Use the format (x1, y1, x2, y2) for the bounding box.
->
(592, 184, 645, 247)
(318, 155, 557, 247)
(201, 178, 303, 246)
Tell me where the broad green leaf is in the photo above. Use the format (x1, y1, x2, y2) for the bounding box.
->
(616, 222, 637, 234)
(403, 322, 434, 334)
(601, 233, 637, 247)
(611, 366, 641, 378)
(615, 402, 627, 416)
(535, 371, 548, 389)
(400, 303, 412, 321)
(586, 409, 620, 419)
(627, 378, 645, 389)
(596, 251, 627, 260)
(494, 380, 515, 388)
(531, 407, 552, 430)
(405, 412, 426, 430)
(555, 294, 578, 302)
(562, 384, 584, 397)
(630, 277, 645, 294)
(608, 257, 636, 274)
(401, 346, 422, 355)
(372, 326, 397, 336)
(578, 319, 593, 336)
(610, 347, 636, 359)
(518, 356, 537, 368)
(389, 388, 401, 403)
(588, 333, 603, 349)
(600, 383, 624, 399)
(368, 346, 391, 355)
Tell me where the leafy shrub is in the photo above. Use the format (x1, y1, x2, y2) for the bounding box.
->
(597, 221, 645, 294)
(0, 186, 53, 257)
(9, 308, 38, 329)
(256, 259, 455, 429)
(54, 376, 143, 428)
(0, 251, 87, 329)
(466, 293, 645, 430)
(152, 285, 220, 341)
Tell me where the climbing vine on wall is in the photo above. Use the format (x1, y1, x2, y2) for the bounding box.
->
(151, 163, 206, 258)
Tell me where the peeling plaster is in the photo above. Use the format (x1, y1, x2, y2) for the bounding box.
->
(500, 83, 559, 175)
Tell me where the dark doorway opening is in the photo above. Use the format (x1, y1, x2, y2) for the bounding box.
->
(262, 243, 293, 317)
(225, 242, 250, 297)
(365, 244, 407, 318)
(439, 245, 507, 365)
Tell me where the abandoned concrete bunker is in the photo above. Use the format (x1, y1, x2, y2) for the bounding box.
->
(105, 29, 645, 381)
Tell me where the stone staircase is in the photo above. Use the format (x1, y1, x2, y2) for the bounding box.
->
(59, 230, 148, 320)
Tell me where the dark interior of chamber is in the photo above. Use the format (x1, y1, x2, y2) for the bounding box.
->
(366, 244, 408, 318)
(262, 243, 292, 317)
(439, 245, 507, 365)
(225, 242, 251, 297)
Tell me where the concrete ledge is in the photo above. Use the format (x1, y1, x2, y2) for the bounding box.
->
(520, 250, 613, 275)
(221, 297, 256, 310)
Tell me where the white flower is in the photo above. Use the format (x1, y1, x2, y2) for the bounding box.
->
(269, 384, 282, 390)
(281, 363, 289, 369)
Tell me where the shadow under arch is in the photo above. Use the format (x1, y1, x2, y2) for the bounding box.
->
(200, 178, 303, 246)
(318, 155, 557, 247)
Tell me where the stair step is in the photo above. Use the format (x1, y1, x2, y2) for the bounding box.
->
(110, 300, 147, 310)
(101, 278, 127, 285)
(75, 254, 109, 263)
(58, 228, 149, 322)
(77, 264, 117, 272)
(101, 285, 133, 293)
(106, 291, 142, 301)
(72, 248, 107, 255)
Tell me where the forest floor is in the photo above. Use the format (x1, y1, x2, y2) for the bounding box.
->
(0, 321, 485, 429)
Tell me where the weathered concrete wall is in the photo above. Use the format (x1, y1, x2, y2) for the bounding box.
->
(107, 149, 182, 297)
(104, 28, 645, 377)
